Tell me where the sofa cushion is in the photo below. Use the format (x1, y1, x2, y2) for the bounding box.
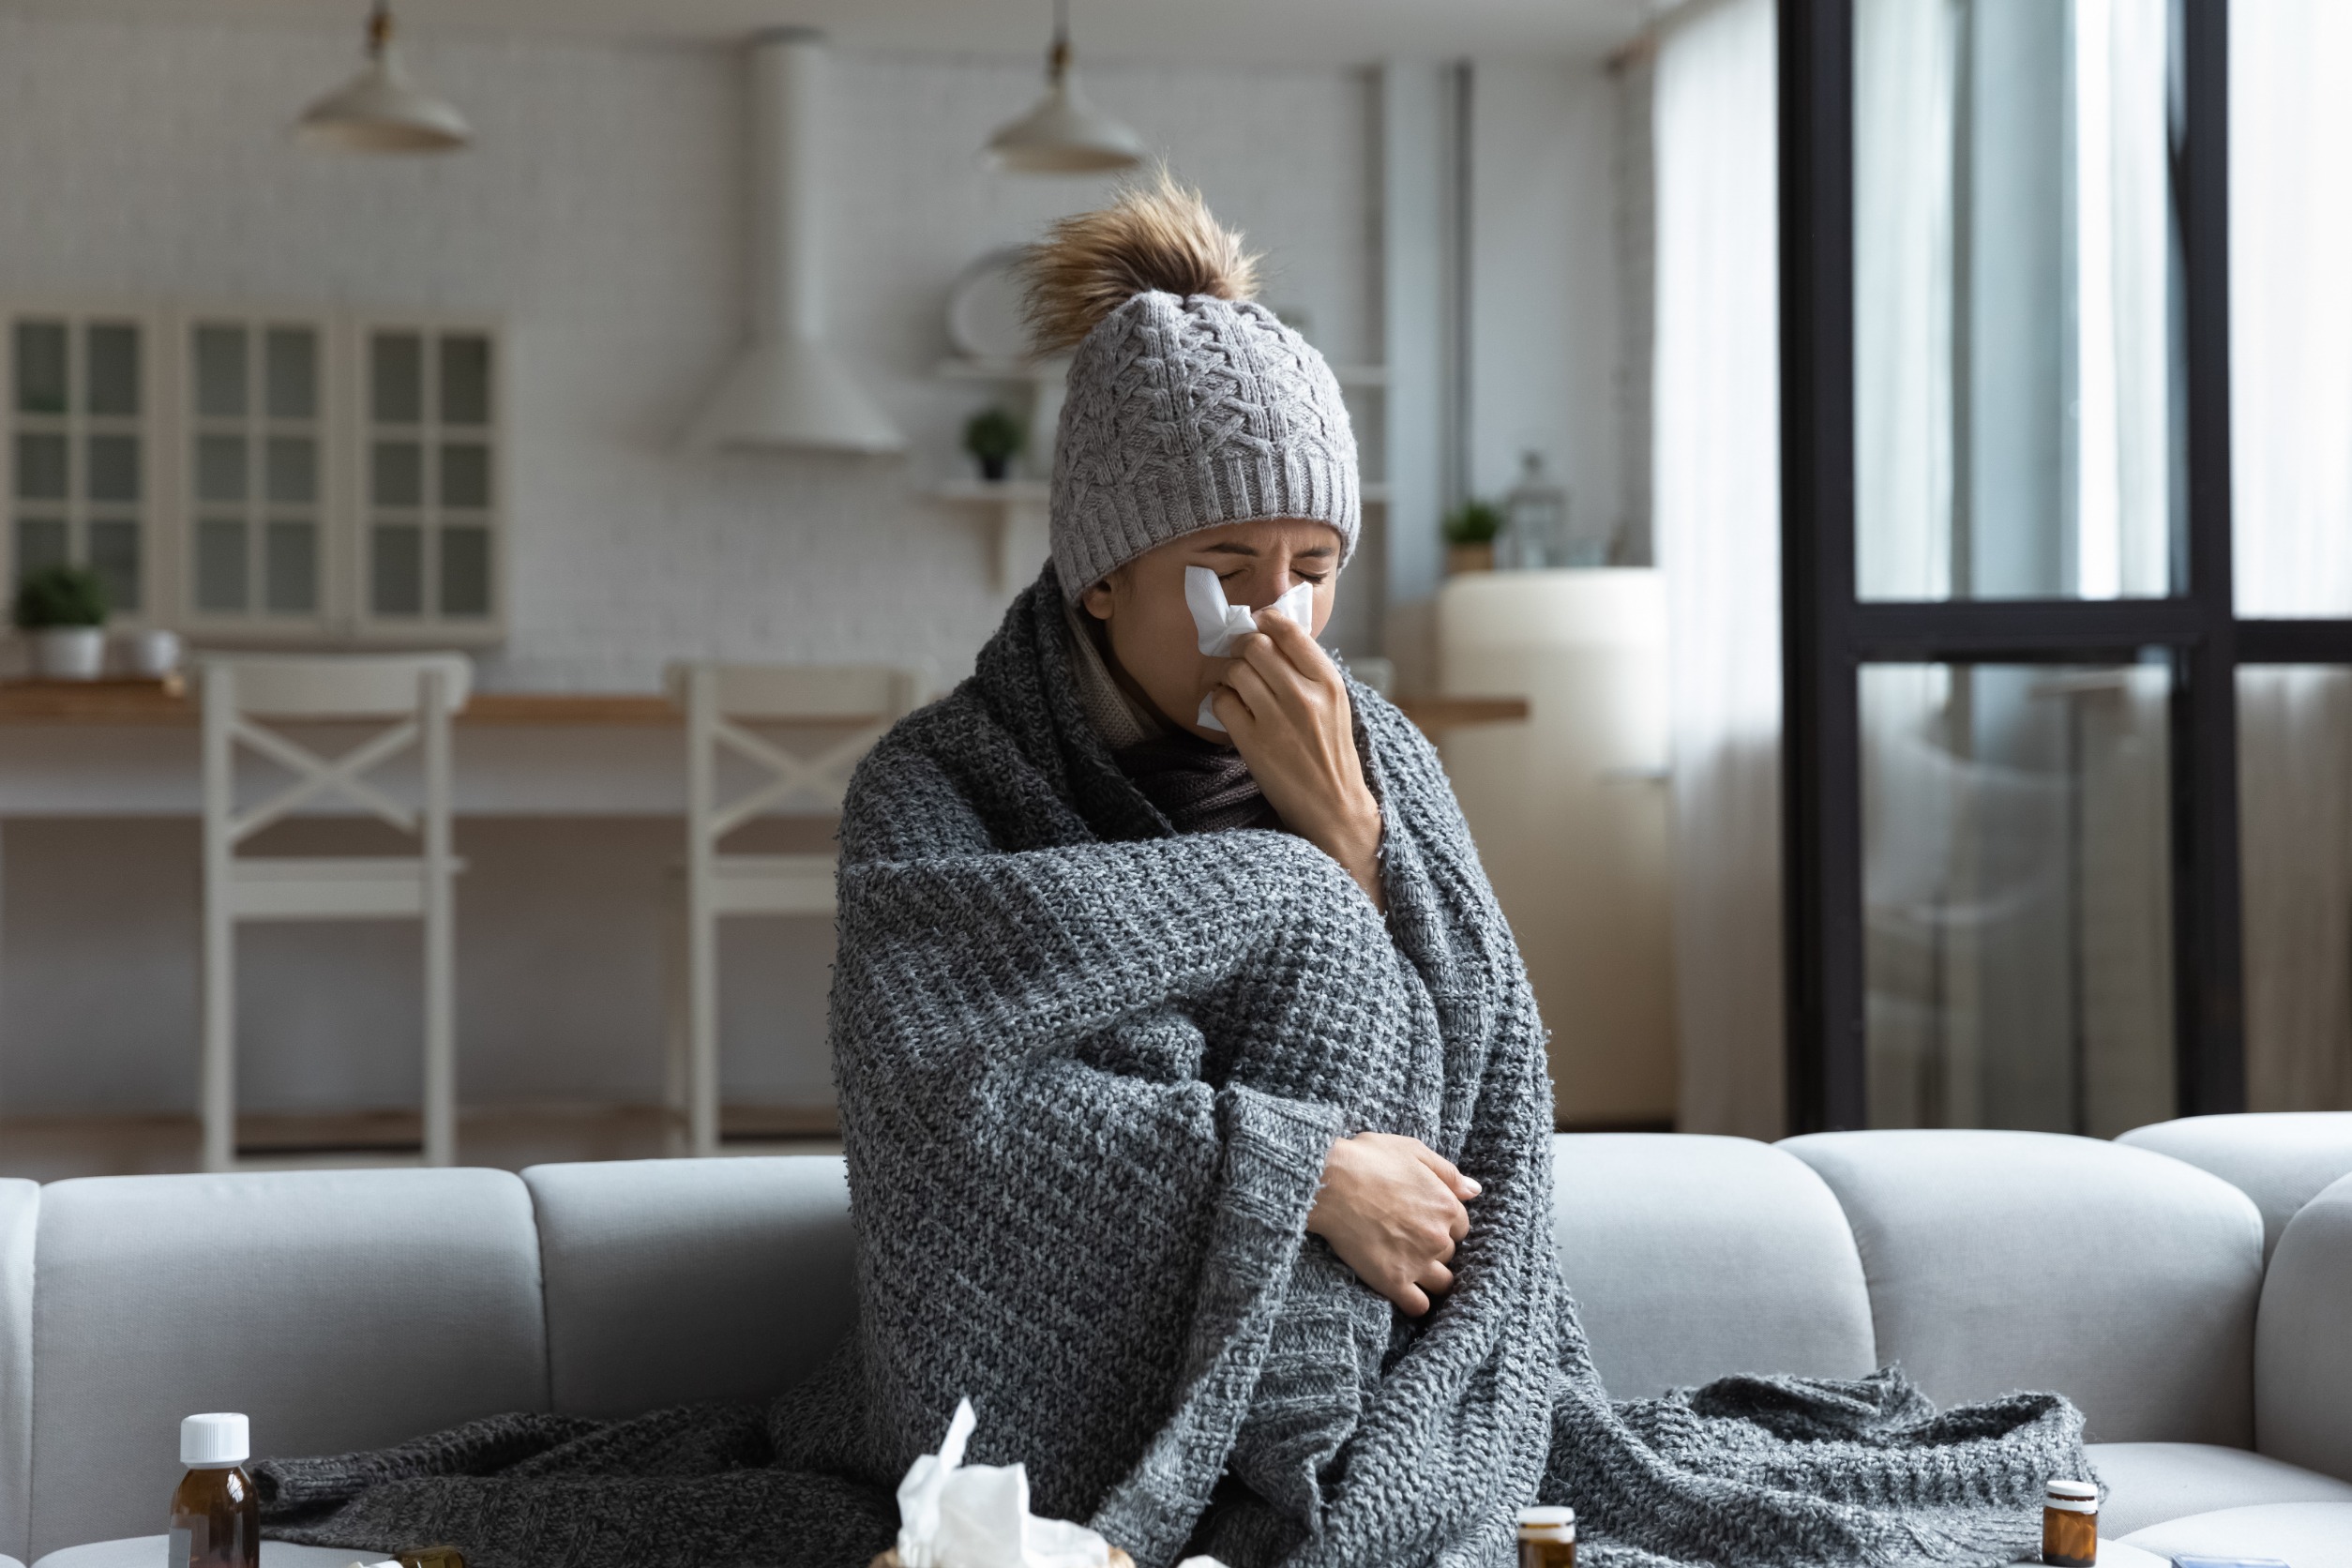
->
(2120, 1111, 2352, 1259)
(2120, 1500, 2352, 1565)
(1, 1181, 37, 1564)
(522, 1155, 856, 1419)
(1781, 1129, 2264, 1444)
(28, 1170, 548, 1560)
(2088, 1440, 2352, 1536)
(34, 1541, 369, 1568)
(2256, 1168, 2352, 1483)
(1550, 1134, 1874, 1399)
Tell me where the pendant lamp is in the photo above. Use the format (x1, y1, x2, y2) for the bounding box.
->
(295, 0, 472, 155)
(985, 0, 1144, 174)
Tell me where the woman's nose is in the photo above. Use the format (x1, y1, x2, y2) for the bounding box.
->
(1233, 565, 1290, 608)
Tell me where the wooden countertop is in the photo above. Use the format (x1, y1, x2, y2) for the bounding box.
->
(0, 680, 1527, 734)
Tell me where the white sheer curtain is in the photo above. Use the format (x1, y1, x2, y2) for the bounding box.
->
(1851, 0, 1961, 1125)
(2073, 0, 2172, 599)
(2234, 0, 2352, 1111)
(1652, 0, 1784, 1138)
(1853, 0, 1955, 604)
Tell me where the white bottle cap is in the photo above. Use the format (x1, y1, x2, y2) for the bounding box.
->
(180, 1412, 249, 1467)
(1516, 1505, 1576, 1539)
(2044, 1477, 2097, 1513)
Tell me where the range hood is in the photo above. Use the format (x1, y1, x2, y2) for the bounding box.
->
(690, 30, 904, 454)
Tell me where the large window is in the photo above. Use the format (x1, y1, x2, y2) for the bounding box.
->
(1787, 0, 2352, 1127)
(3, 303, 505, 645)
(1782, 0, 2269, 1129)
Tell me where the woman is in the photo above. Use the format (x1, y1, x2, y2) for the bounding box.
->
(258, 180, 2087, 1568)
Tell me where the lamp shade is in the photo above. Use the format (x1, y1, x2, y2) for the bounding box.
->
(294, 4, 470, 154)
(985, 33, 1142, 174)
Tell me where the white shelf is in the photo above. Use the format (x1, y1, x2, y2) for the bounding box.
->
(932, 477, 1048, 505)
(928, 480, 1049, 591)
(936, 357, 1387, 389)
(937, 357, 1068, 384)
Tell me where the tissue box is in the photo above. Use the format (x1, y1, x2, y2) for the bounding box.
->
(869, 1555, 1135, 1568)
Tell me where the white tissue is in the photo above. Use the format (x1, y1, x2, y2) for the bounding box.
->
(1185, 565, 1316, 732)
(894, 1398, 1115, 1568)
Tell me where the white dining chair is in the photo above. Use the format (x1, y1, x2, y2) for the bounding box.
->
(663, 662, 926, 1157)
(199, 653, 472, 1172)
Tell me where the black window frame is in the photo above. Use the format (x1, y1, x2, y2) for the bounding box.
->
(1780, 0, 2352, 1132)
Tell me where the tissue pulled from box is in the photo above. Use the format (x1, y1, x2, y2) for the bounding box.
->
(894, 1398, 1116, 1568)
(1184, 565, 1316, 732)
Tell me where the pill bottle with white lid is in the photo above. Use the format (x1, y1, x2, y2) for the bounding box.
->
(169, 1413, 257, 1568)
(1516, 1504, 1575, 1568)
(2041, 1476, 2097, 1566)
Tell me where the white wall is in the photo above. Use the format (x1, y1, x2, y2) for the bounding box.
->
(1469, 58, 1623, 559)
(0, 13, 1637, 1127)
(0, 12, 1381, 1118)
(0, 12, 1380, 689)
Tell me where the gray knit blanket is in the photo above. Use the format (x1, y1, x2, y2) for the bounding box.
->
(258, 566, 2088, 1568)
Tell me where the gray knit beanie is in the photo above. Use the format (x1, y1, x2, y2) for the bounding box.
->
(1025, 179, 1360, 600)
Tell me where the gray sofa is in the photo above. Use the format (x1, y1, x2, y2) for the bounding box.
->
(5, 1119, 2351, 1568)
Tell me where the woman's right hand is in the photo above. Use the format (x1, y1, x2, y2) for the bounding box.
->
(1306, 1132, 1480, 1316)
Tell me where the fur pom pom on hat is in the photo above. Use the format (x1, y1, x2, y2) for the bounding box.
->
(1024, 175, 1360, 600)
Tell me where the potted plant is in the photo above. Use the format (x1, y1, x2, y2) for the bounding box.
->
(1442, 498, 1504, 575)
(963, 406, 1025, 482)
(13, 562, 110, 680)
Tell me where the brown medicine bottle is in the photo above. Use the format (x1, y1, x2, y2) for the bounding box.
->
(2042, 1476, 2097, 1566)
(1516, 1504, 1576, 1568)
(169, 1413, 257, 1568)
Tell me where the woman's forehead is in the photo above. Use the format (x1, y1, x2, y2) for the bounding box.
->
(1177, 519, 1345, 555)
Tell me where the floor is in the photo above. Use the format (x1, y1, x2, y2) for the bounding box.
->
(0, 1103, 843, 1181)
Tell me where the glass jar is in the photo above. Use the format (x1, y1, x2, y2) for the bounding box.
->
(168, 1413, 256, 1568)
(1500, 451, 1569, 570)
(1516, 1504, 1576, 1568)
(2042, 1476, 2097, 1566)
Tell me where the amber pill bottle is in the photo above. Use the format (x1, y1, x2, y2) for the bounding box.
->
(2042, 1477, 2097, 1566)
(1516, 1504, 1576, 1568)
(169, 1413, 257, 1568)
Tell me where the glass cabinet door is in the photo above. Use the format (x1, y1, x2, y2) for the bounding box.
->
(187, 319, 324, 624)
(366, 327, 497, 626)
(9, 315, 147, 616)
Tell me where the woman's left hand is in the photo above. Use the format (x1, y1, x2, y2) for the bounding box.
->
(1210, 612, 1385, 908)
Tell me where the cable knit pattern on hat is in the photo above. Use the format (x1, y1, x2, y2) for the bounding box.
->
(1048, 292, 1360, 598)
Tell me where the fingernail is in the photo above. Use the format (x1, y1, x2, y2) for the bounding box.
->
(1462, 1177, 1483, 1196)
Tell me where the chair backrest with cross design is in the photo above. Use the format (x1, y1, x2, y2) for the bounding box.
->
(663, 662, 927, 1156)
(199, 653, 472, 1172)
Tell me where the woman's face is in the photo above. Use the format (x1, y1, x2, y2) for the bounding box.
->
(1080, 517, 1344, 743)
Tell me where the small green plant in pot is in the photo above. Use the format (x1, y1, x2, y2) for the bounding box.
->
(1441, 498, 1504, 575)
(13, 562, 110, 681)
(963, 406, 1026, 482)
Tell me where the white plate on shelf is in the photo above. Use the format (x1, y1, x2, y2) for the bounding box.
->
(947, 248, 1033, 362)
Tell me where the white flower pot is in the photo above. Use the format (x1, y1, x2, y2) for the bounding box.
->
(31, 626, 106, 680)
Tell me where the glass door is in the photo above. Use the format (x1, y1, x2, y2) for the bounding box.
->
(1780, 0, 2243, 1130)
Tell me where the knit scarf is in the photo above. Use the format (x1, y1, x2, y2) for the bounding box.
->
(1061, 595, 1283, 837)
